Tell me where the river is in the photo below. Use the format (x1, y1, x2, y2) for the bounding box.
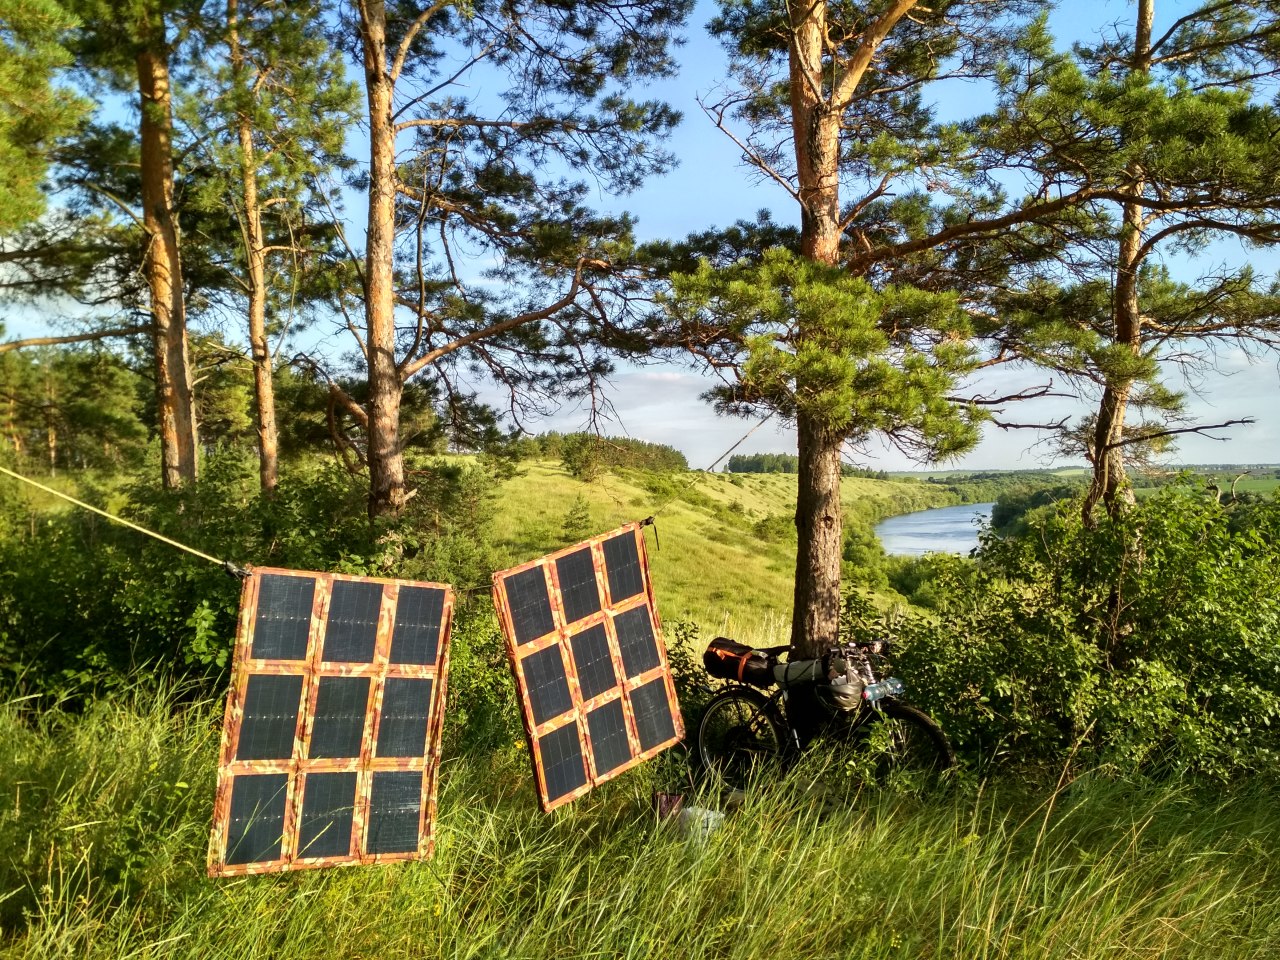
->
(873, 501, 996, 556)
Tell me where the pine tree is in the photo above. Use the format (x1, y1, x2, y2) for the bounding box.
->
(333, 0, 691, 518)
(64, 0, 200, 489)
(656, 0, 1095, 656)
(182, 0, 358, 494)
(987, 1, 1280, 523)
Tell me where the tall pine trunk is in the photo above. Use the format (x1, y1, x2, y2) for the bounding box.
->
(358, 0, 406, 519)
(1084, 0, 1152, 526)
(136, 37, 198, 489)
(788, 0, 845, 657)
(228, 0, 279, 495)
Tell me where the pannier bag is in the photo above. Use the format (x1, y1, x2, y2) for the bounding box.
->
(703, 637, 775, 687)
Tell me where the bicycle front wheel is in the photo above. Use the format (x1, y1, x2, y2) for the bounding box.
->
(696, 687, 785, 790)
(846, 700, 954, 787)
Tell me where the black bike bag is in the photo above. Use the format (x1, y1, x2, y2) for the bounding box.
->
(703, 638, 775, 687)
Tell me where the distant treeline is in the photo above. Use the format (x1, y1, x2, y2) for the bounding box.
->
(727, 453, 890, 480)
(511, 431, 688, 475)
(928, 470, 1084, 505)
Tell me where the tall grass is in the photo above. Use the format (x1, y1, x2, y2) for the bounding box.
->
(3, 690, 1278, 958)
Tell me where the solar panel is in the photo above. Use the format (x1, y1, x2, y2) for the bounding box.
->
(492, 522, 684, 811)
(208, 568, 453, 876)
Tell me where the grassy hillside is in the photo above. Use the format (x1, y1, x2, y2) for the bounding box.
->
(489, 462, 957, 644)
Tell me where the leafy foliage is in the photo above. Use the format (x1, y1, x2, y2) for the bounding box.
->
(868, 483, 1280, 778)
(0, 450, 504, 694)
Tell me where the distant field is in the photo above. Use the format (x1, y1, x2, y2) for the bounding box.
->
(491, 462, 956, 646)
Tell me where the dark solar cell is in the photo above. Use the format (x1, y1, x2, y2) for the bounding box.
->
(389, 586, 445, 665)
(630, 678, 677, 751)
(297, 772, 357, 859)
(366, 771, 422, 855)
(523, 644, 573, 726)
(376, 677, 433, 758)
(322, 580, 384, 663)
(614, 606, 661, 679)
(505, 567, 555, 644)
(225, 773, 289, 865)
(308, 676, 370, 759)
(586, 699, 632, 777)
(236, 674, 304, 761)
(569, 624, 616, 701)
(602, 532, 644, 604)
(538, 723, 588, 802)
(252, 574, 315, 660)
(555, 548, 600, 625)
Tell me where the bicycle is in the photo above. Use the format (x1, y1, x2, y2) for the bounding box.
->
(696, 636, 954, 790)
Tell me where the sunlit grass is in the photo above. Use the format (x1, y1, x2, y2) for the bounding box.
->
(3, 690, 1279, 959)
(489, 462, 956, 649)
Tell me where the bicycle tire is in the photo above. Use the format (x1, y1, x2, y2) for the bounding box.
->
(696, 687, 786, 790)
(845, 700, 955, 786)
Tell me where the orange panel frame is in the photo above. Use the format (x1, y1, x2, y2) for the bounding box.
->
(492, 522, 684, 812)
(208, 567, 453, 876)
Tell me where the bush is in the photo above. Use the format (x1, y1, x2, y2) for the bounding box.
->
(0, 450, 503, 697)
(856, 483, 1280, 779)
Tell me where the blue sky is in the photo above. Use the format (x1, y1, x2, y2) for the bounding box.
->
(509, 0, 1280, 470)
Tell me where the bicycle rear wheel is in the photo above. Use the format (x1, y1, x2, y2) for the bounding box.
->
(696, 687, 785, 790)
(845, 700, 954, 787)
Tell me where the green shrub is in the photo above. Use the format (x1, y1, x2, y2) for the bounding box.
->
(856, 483, 1280, 779)
(0, 451, 503, 696)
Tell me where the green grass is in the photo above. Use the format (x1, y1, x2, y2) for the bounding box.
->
(3, 691, 1279, 959)
(489, 462, 957, 647)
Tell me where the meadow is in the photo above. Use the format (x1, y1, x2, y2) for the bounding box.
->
(3, 689, 1279, 959)
(489, 463, 958, 641)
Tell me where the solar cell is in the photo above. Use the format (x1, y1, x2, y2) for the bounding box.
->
(630, 677, 677, 751)
(251, 574, 314, 660)
(297, 771, 357, 859)
(376, 677, 433, 757)
(390, 586, 445, 665)
(236, 674, 304, 761)
(586, 699, 632, 777)
(570, 623, 616, 701)
(614, 606, 661, 678)
(601, 532, 644, 604)
(366, 771, 423, 855)
(209, 569, 453, 876)
(225, 773, 289, 866)
(538, 723, 588, 803)
(505, 566, 556, 644)
(308, 676, 370, 759)
(555, 547, 601, 624)
(492, 522, 684, 811)
(523, 644, 574, 725)
(322, 580, 384, 663)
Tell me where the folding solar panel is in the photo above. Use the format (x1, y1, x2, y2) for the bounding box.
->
(208, 568, 453, 876)
(492, 522, 684, 811)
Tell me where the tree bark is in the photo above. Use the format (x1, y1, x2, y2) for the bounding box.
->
(787, 0, 847, 657)
(357, 0, 407, 518)
(1084, 0, 1152, 526)
(791, 416, 845, 656)
(229, 0, 279, 495)
(136, 38, 198, 489)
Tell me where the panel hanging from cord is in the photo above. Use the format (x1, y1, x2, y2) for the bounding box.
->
(492, 522, 683, 811)
(208, 568, 453, 876)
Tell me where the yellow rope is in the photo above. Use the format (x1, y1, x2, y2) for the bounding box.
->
(0, 464, 240, 572)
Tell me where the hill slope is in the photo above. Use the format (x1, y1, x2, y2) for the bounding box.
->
(490, 462, 958, 643)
